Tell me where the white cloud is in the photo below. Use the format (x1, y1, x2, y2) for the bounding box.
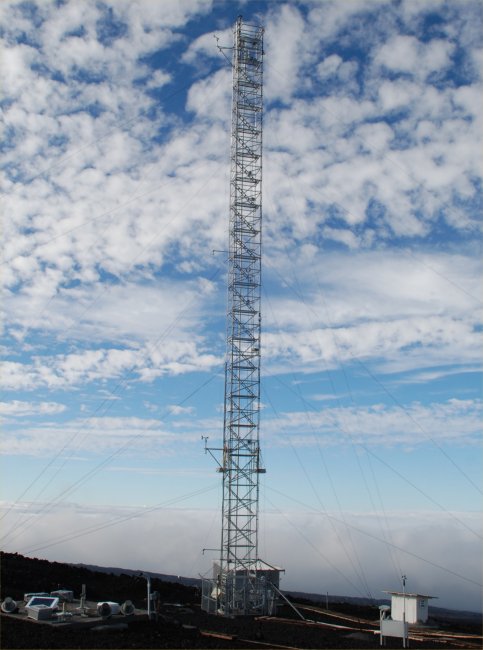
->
(378, 79, 421, 112)
(265, 508, 482, 612)
(0, 415, 189, 457)
(0, 1, 480, 428)
(262, 249, 481, 376)
(265, 4, 307, 102)
(168, 404, 195, 416)
(258, 3, 482, 244)
(307, 0, 381, 44)
(186, 67, 232, 121)
(0, 5, 480, 606)
(3, 1, 481, 352)
(264, 317, 480, 377)
(0, 400, 66, 416)
(0, 340, 221, 391)
(374, 35, 455, 79)
(8, 237, 470, 387)
(2, 398, 480, 458)
(262, 399, 482, 448)
(265, 82, 481, 240)
(317, 53, 343, 78)
(321, 226, 359, 249)
(181, 26, 232, 65)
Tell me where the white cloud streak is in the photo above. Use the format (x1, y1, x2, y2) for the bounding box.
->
(262, 399, 482, 448)
(2, 399, 480, 458)
(0, 400, 66, 416)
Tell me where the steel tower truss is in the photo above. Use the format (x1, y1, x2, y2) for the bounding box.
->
(202, 18, 280, 618)
(222, 17, 264, 580)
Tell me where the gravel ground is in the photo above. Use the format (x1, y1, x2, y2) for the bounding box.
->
(0, 611, 448, 649)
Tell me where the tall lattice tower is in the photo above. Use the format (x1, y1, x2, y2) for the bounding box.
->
(202, 17, 281, 617)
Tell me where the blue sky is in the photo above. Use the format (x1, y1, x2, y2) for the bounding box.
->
(1, 0, 482, 612)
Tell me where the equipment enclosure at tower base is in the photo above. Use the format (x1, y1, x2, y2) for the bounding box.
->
(201, 561, 282, 617)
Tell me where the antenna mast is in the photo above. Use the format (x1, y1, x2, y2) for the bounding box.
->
(202, 17, 281, 617)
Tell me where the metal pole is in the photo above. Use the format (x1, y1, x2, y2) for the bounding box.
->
(80, 584, 86, 611)
(145, 574, 152, 620)
(269, 583, 306, 621)
(402, 575, 407, 648)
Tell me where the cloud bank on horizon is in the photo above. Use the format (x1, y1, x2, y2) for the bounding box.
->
(1, 0, 481, 612)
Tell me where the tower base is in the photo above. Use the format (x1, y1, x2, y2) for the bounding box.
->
(201, 561, 283, 617)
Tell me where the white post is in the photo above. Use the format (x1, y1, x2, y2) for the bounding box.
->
(380, 607, 384, 646)
(80, 584, 86, 615)
(402, 575, 408, 648)
(146, 575, 152, 620)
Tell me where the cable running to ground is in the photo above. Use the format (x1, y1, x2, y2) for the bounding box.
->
(268, 486, 482, 590)
(265, 368, 482, 542)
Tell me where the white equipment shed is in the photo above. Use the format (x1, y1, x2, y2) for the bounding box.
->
(383, 591, 437, 624)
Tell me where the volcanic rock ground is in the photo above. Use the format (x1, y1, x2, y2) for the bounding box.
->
(1, 552, 481, 649)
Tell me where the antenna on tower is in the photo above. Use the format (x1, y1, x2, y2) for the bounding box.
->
(201, 16, 283, 618)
